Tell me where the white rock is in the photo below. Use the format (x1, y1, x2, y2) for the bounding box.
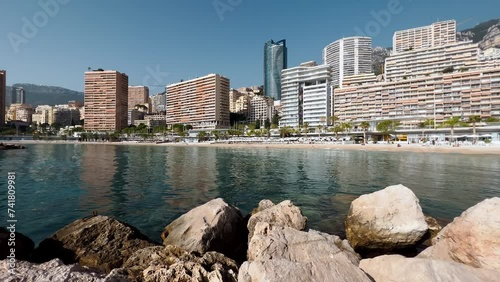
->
(247, 200, 307, 241)
(418, 197, 500, 270)
(345, 184, 428, 250)
(360, 255, 500, 282)
(161, 198, 246, 259)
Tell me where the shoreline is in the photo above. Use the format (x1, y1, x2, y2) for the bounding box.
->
(5, 139, 500, 155)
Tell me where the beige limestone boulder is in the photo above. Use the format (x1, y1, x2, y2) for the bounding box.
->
(240, 222, 371, 282)
(0, 258, 129, 281)
(360, 255, 500, 282)
(128, 245, 238, 282)
(418, 197, 500, 270)
(161, 198, 246, 260)
(247, 200, 307, 241)
(345, 184, 428, 250)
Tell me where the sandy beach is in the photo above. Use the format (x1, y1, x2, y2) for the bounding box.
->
(5, 139, 500, 155)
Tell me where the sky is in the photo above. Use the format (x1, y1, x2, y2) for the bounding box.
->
(0, 0, 499, 94)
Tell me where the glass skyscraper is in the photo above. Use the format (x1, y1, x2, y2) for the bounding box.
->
(264, 39, 287, 101)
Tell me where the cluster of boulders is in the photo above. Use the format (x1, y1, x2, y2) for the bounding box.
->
(1, 185, 499, 281)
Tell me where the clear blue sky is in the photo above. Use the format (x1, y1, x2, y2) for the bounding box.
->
(1, 0, 499, 94)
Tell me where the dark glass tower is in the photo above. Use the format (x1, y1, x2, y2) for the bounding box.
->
(264, 39, 287, 101)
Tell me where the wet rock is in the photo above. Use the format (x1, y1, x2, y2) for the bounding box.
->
(0, 258, 130, 281)
(345, 184, 428, 251)
(240, 222, 371, 282)
(32, 215, 157, 273)
(0, 227, 34, 261)
(247, 200, 307, 242)
(123, 245, 238, 282)
(360, 255, 500, 282)
(418, 197, 500, 270)
(161, 198, 247, 261)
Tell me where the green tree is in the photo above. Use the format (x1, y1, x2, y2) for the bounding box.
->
(468, 115, 481, 142)
(279, 127, 292, 138)
(197, 131, 208, 142)
(211, 130, 220, 140)
(264, 118, 271, 130)
(376, 120, 400, 141)
(441, 116, 461, 139)
(329, 125, 343, 140)
(359, 121, 370, 144)
(255, 119, 261, 130)
(329, 115, 339, 126)
(303, 122, 309, 137)
(485, 117, 500, 123)
(272, 113, 280, 127)
(418, 119, 435, 139)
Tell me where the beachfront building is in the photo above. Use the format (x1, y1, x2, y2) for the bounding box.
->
(84, 70, 128, 132)
(393, 20, 456, 54)
(385, 41, 485, 82)
(128, 86, 150, 113)
(229, 88, 249, 116)
(323, 36, 372, 87)
(248, 94, 276, 123)
(165, 74, 230, 129)
(7, 103, 34, 123)
(280, 61, 332, 128)
(264, 39, 287, 100)
(334, 67, 500, 128)
(0, 70, 5, 125)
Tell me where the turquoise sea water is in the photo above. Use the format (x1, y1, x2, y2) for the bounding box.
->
(1, 144, 499, 245)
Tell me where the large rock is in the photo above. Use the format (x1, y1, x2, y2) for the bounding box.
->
(418, 197, 500, 270)
(345, 184, 428, 250)
(32, 215, 157, 273)
(0, 258, 129, 282)
(240, 222, 371, 282)
(239, 259, 371, 282)
(360, 255, 500, 282)
(161, 198, 246, 261)
(247, 200, 307, 241)
(122, 245, 238, 282)
(0, 227, 35, 261)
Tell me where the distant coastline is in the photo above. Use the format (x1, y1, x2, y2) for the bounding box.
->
(6, 140, 500, 155)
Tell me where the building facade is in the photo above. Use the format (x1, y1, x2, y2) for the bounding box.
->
(248, 95, 275, 123)
(11, 87, 26, 104)
(84, 70, 128, 131)
(334, 67, 500, 128)
(264, 39, 287, 100)
(0, 70, 5, 125)
(323, 36, 372, 87)
(166, 74, 230, 129)
(280, 62, 332, 128)
(150, 92, 166, 113)
(128, 86, 149, 111)
(393, 20, 456, 54)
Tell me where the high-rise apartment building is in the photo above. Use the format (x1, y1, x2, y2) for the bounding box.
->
(264, 39, 287, 100)
(128, 86, 149, 110)
(150, 92, 166, 113)
(166, 74, 230, 129)
(248, 95, 275, 123)
(84, 70, 128, 131)
(323, 36, 372, 87)
(280, 61, 332, 128)
(11, 87, 26, 104)
(0, 70, 5, 125)
(393, 20, 456, 54)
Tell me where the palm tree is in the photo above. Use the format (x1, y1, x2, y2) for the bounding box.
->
(303, 122, 309, 137)
(359, 121, 370, 145)
(418, 119, 434, 140)
(340, 122, 352, 139)
(468, 115, 481, 141)
(329, 125, 343, 140)
(329, 115, 339, 127)
(318, 125, 323, 137)
(442, 116, 461, 141)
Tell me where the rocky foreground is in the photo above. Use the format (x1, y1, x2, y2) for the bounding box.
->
(1, 185, 499, 282)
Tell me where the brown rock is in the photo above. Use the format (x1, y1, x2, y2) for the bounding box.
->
(32, 215, 157, 273)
